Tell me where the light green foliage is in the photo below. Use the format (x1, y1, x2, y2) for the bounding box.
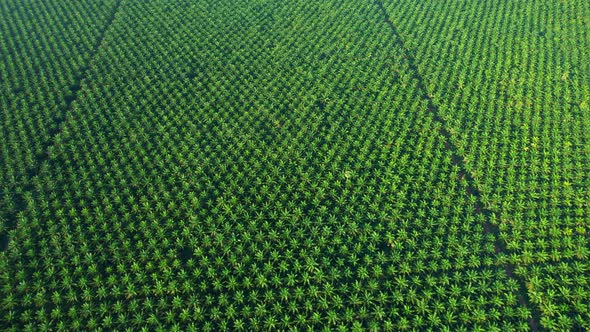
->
(382, 0, 590, 328)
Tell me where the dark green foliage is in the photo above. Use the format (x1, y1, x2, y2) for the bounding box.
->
(1, 0, 588, 330)
(0, 0, 120, 245)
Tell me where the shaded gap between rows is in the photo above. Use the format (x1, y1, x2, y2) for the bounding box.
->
(0, 0, 124, 253)
(374, 1, 540, 330)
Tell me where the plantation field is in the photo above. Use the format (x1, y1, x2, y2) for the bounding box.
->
(1, 0, 589, 330)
